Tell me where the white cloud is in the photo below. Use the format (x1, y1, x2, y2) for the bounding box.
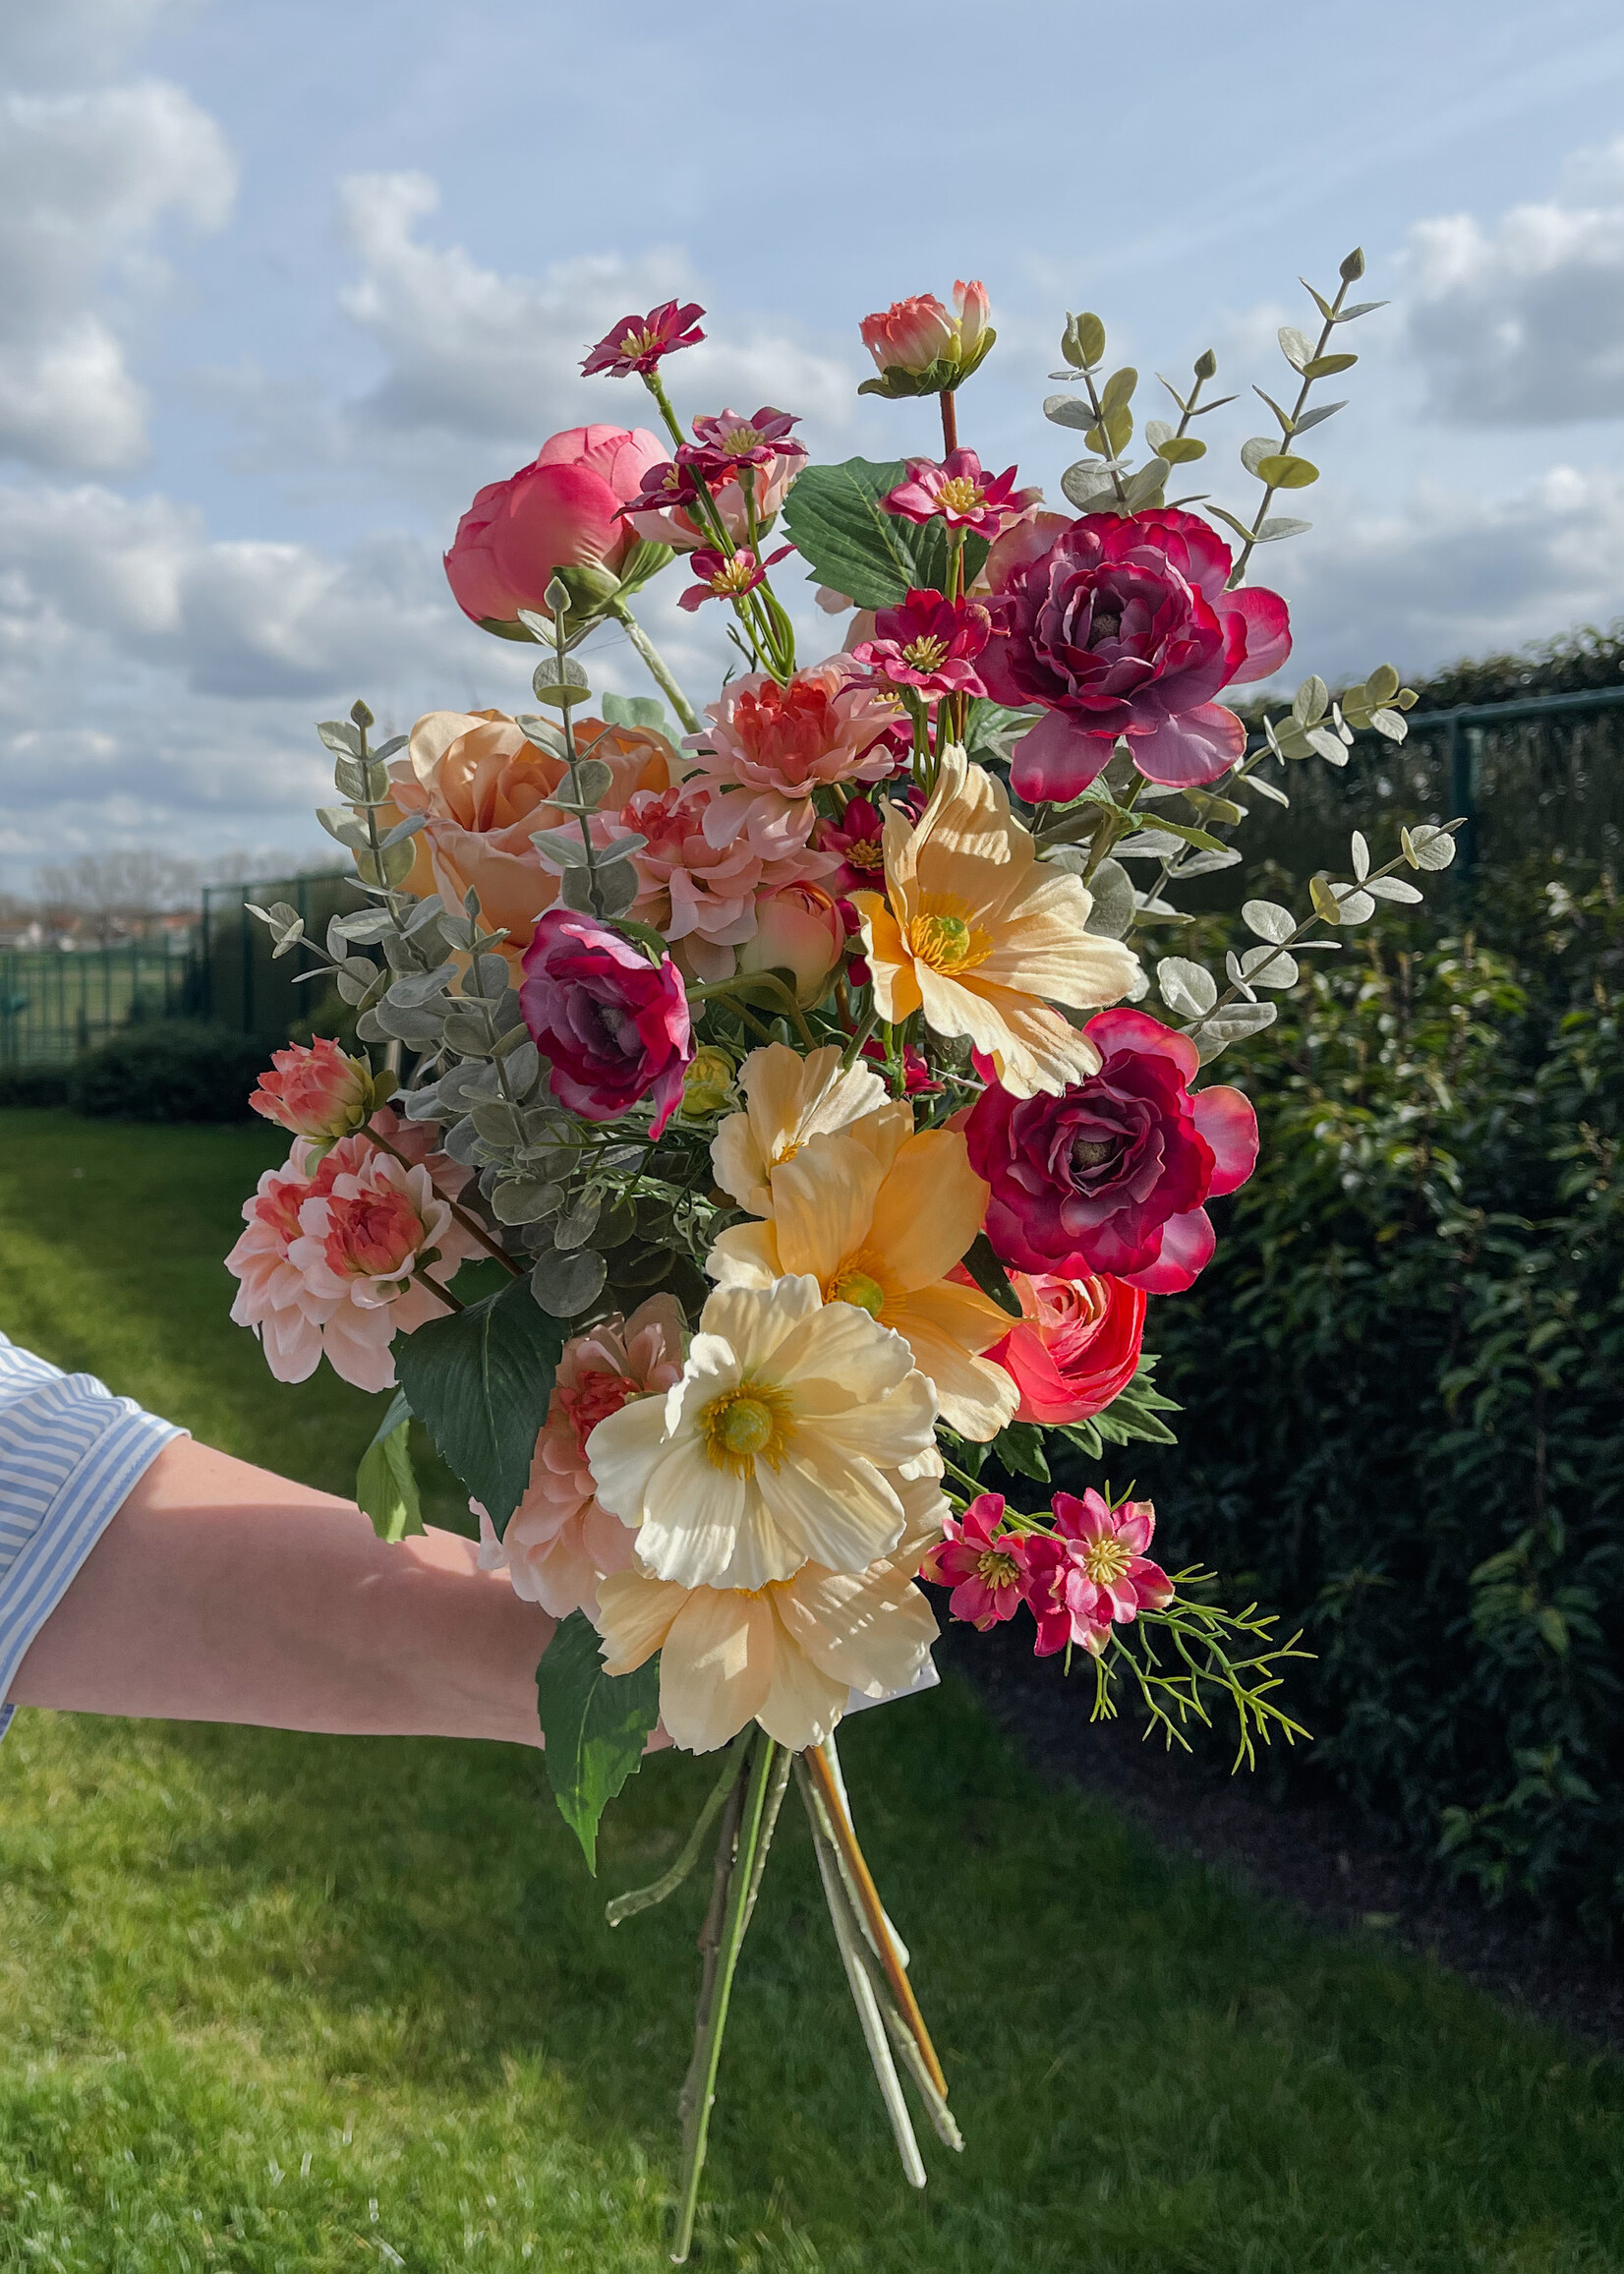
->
(0, 79, 236, 469)
(337, 171, 856, 450)
(1273, 464, 1624, 681)
(1405, 138, 1624, 426)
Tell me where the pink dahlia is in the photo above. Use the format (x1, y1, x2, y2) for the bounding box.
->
(882, 449, 1037, 540)
(620, 783, 836, 981)
(519, 908, 693, 1137)
(920, 1492, 1031, 1629)
(980, 508, 1292, 798)
(963, 1009, 1258, 1295)
(687, 662, 900, 853)
(851, 589, 991, 699)
(478, 1295, 685, 1618)
(250, 1037, 373, 1144)
(581, 298, 705, 378)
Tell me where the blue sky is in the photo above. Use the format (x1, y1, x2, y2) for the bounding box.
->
(4, 0, 1624, 888)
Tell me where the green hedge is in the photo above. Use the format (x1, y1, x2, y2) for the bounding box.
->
(1127, 868, 1624, 1944)
(67, 1020, 273, 1123)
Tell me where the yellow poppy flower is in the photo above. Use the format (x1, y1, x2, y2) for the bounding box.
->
(711, 1041, 912, 1218)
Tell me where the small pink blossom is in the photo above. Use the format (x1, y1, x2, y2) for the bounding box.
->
(920, 1492, 1031, 1630)
(581, 299, 705, 378)
(619, 440, 801, 554)
(677, 543, 791, 612)
(815, 794, 890, 896)
(1020, 1535, 1112, 1659)
(477, 1296, 685, 1617)
(882, 449, 1037, 540)
(250, 1037, 373, 1144)
(860, 1035, 940, 1095)
(685, 406, 807, 476)
(1051, 1489, 1174, 1625)
(852, 589, 991, 699)
(686, 662, 900, 853)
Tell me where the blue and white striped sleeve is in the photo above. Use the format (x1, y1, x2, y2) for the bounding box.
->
(0, 1331, 185, 1739)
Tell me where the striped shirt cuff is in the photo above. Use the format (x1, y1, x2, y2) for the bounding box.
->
(0, 1333, 184, 1738)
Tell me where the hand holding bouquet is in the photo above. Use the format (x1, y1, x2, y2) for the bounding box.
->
(228, 252, 1458, 2255)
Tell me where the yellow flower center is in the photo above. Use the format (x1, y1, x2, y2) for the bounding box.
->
(978, 1547, 1021, 1589)
(937, 476, 983, 514)
(1076, 1535, 1133, 1586)
(826, 1262, 888, 1319)
(907, 896, 991, 975)
(902, 634, 951, 672)
(711, 557, 758, 596)
(699, 1380, 794, 1477)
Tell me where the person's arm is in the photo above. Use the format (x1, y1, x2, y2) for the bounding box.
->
(7, 1437, 554, 1747)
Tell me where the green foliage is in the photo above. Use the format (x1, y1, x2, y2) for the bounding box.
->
(780, 457, 989, 610)
(0, 1064, 70, 1108)
(1130, 871, 1624, 1943)
(66, 1020, 271, 1122)
(355, 1391, 423, 1542)
(393, 1278, 563, 1533)
(535, 1611, 663, 1873)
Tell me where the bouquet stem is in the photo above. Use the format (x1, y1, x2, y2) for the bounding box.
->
(671, 1730, 783, 2263)
(610, 600, 702, 735)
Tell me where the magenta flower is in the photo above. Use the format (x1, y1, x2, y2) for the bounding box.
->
(677, 542, 793, 612)
(882, 449, 1037, 540)
(963, 1008, 1259, 1295)
(980, 507, 1293, 799)
(815, 794, 890, 896)
(519, 909, 694, 1137)
(1019, 1535, 1111, 1659)
(859, 1035, 941, 1096)
(582, 299, 706, 378)
(686, 406, 807, 477)
(851, 589, 992, 699)
(1053, 1490, 1174, 1626)
(920, 1493, 1031, 1630)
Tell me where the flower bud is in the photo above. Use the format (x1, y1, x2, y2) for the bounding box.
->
(680, 1045, 738, 1119)
(736, 882, 845, 1007)
(250, 1038, 377, 1145)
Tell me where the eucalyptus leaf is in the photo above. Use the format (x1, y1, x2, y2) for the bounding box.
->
(1243, 898, 1296, 944)
(1189, 999, 1278, 1062)
(1293, 400, 1347, 434)
(1043, 393, 1097, 432)
(317, 720, 363, 758)
(600, 692, 672, 738)
(1082, 854, 1135, 939)
(530, 1244, 608, 1318)
(1255, 516, 1311, 541)
(491, 1175, 563, 1225)
(1256, 453, 1319, 490)
(1157, 956, 1218, 1020)
(1364, 875, 1424, 904)
(1277, 325, 1313, 372)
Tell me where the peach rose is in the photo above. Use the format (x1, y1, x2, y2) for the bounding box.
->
(385, 708, 673, 957)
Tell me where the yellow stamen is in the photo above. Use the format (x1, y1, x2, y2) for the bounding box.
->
(907, 895, 991, 974)
(977, 1547, 1021, 1589)
(937, 476, 983, 514)
(1076, 1535, 1133, 1586)
(698, 1380, 794, 1477)
(826, 1262, 888, 1319)
(902, 635, 951, 672)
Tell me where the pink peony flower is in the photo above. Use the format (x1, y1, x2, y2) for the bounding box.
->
(851, 589, 992, 699)
(1051, 1489, 1173, 1626)
(519, 908, 693, 1137)
(250, 1037, 373, 1144)
(920, 1492, 1030, 1629)
(581, 299, 706, 378)
(980, 508, 1292, 799)
(443, 426, 668, 633)
(735, 881, 846, 1005)
(687, 662, 900, 854)
(964, 1009, 1259, 1295)
(882, 449, 1037, 540)
(677, 543, 791, 612)
(477, 1295, 686, 1617)
(859, 280, 994, 396)
(984, 1269, 1146, 1426)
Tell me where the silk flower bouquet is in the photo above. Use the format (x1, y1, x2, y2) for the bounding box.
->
(226, 255, 1458, 2257)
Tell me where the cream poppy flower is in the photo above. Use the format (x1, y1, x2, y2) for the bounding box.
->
(707, 1126, 1019, 1441)
(594, 1464, 948, 1753)
(711, 1041, 912, 1218)
(848, 744, 1141, 1097)
(586, 1274, 937, 1592)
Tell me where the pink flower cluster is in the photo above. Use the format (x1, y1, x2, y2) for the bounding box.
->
(477, 1296, 685, 1617)
(923, 1488, 1173, 1658)
(618, 407, 805, 555)
(225, 1107, 483, 1393)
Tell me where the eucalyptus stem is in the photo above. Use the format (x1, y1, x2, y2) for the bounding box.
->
(671, 1732, 781, 2264)
(609, 601, 702, 734)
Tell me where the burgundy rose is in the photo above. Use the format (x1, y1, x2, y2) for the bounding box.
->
(519, 910, 693, 1137)
(962, 1007, 1258, 1295)
(980, 507, 1292, 801)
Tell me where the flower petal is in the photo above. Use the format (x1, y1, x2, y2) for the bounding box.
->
(865, 1129, 991, 1293)
(1219, 585, 1292, 686)
(777, 1561, 939, 1697)
(632, 1430, 750, 1587)
(581, 1386, 672, 1523)
(704, 1221, 782, 1287)
(756, 1607, 849, 1749)
(659, 1588, 776, 1753)
(594, 1569, 687, 1675)
(755, 1438, 904, 1574)
(769, 1134, 888, 1282)
(1009, 706, 1117, 803)
(1191, 1084, 1258, 1198)
(1122, 1204, 1215, 1294)
(1129, 702, 1246, 787)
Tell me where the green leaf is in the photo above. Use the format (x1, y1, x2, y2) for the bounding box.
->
(600, 691, 673, 739)
(1302, 351, 1358, 379)
(1153, 435, 1206, 464)
(780, 457, 987, 610)
(961, 1231, 1021, 1317)
(993, 1421, 1051, 1486)
(393, 1278, 564, 1532)
(1255, 454, 1320, 490)
(535, 1612, 662, 1873)
(356, 1394, 423, 1543)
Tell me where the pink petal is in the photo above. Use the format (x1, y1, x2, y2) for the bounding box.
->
(1084, 1005, 1202, 1085)
(1220, 586, 1293, 686)
(1121, 1205, 1215, 1295)
(1128, 702, 1246, 787)
(1191, 1084, 1259, 1197)
(1010, 707, 1118, 803)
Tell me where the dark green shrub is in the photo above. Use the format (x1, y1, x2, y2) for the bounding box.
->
(0, 1065, 72, 1108)
(1124, 871, 1624, 1942)
(67, 1020, 273, 1123)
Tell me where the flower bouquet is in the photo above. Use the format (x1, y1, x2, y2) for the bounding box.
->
(226, 257, 1459, 2257)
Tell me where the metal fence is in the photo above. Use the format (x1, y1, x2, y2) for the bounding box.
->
(0, 942, 195, 1067)
(196, 870, 355, 1040)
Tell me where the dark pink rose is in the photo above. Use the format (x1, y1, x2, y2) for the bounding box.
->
(519, 910, 694, 1137)
(980, 508, 1292, 800)
(444, 426, 668, 633)
(962, 1008, 1258, 1295)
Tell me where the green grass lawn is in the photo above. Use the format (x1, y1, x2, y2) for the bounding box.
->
(0, 1109, 1620, 2273)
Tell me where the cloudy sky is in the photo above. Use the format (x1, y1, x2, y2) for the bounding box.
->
(4, 0, 1624, 891)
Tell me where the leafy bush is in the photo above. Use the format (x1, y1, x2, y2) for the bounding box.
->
(67, 1020, 272, 1123)
(0, 1065, 72, 1108)
(1129, 870, 1624, 1944)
